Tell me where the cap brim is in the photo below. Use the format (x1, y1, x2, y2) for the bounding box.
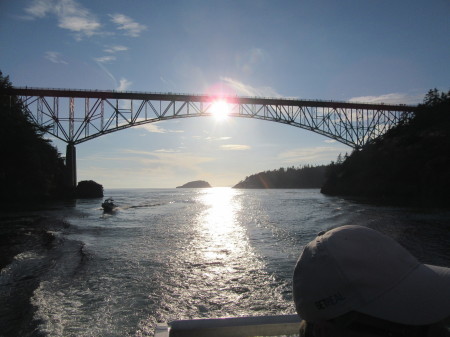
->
(358, 264, 450, 325)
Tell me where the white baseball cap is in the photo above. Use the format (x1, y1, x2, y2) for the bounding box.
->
(293, 225, 450, 325)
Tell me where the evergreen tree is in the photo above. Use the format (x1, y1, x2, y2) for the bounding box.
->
(0, 71, 67, 202)
(321, 89, 450, 208)
(233, 165, 327, 189)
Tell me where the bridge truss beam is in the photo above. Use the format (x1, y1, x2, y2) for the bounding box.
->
(7, 87, 417, 149)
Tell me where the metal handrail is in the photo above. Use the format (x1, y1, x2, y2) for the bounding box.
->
(154, 314, 301, 337)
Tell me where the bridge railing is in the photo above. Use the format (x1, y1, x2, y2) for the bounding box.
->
(8, 87, 417, 110)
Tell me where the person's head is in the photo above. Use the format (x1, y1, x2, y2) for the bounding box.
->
(293, 225, 450, 336)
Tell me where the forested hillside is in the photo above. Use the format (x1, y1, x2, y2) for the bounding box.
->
(0, 72, 67, 203)
(321, 89, 450, 208)
(233, 165, 327, 189)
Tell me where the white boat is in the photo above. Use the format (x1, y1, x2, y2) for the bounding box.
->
(101, 198, 117, 212)
(154, 314, 301, 337)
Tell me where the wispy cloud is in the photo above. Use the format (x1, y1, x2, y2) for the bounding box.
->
(104, 45, 128, 53)
(24, 2, 147, 40)
(117, 78, 132, 91)
(205, 136, 232, 141)
(45, 51, 68, 64)
(155, 148, 180, 153)
(220, 144, 251, 151)
(59, 16, 100, 37)
(349, 92, 422, 105)
(117, 149, 215, 170)
(109, 13, 147, 37)
(135, 123, 184, 134)
(220, 77, 285, 98)
(94, 55, 116, 63)
(25, 0, 101, 38)
(94, 45, 127, 64)
(279, 146, 347, 164)
(120, 149, 156, 157)
(94, 60, 117, 85)
(124, 149, 214, 165)
(24, 0, 53, 18)
(236, 48, 266, 75)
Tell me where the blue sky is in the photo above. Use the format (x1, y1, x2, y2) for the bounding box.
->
(1, 0, 449, 188)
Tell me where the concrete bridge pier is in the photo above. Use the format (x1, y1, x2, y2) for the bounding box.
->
(66, 142, 77, 189)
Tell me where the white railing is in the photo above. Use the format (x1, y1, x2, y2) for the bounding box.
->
(154, 314, 301, 337)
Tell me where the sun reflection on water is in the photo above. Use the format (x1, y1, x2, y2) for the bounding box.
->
(181, 187, 270, 316)
(196, 187, 246, 261)
(161, 187, 289, 319)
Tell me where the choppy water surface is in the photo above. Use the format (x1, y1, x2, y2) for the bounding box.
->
(1, 188, 450, 336)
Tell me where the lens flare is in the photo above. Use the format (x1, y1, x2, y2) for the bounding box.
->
(210, 100, 231, 121)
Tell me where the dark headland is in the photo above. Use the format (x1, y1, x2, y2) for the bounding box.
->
(232, 89, 450, 209)
(176, 180, 212, 188)
(233, 165, 327, 189)
(321, 89, 450, 208)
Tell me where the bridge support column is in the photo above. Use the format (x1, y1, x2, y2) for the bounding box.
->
(66, 143, 77, 189)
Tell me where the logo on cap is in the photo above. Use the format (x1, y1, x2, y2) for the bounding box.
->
(315, 292, 345, 310)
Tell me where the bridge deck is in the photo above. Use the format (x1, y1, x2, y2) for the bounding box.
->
(7, 87, 417, 112)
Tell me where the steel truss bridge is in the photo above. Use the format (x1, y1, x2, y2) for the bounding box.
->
(6, 87, 418, 187)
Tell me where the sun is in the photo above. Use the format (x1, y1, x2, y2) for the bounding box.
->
(210, 100, 231, 121)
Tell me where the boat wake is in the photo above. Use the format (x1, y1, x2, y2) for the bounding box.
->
(0, 217, 85, 337)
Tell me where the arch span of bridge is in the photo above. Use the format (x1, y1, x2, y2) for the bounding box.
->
(7, 87, 418, 188)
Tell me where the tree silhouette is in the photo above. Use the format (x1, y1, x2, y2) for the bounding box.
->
(321, 89, 450, 208)
(233, 165, 327, 189)
(0, 71, 67, 203)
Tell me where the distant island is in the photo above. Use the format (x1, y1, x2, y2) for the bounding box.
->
(233, 165, 327, 189)
(176, 180, 211, 188)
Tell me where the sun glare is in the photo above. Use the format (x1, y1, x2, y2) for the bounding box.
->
(210, 100, 231, 121)
(195, 188, 247, 261)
